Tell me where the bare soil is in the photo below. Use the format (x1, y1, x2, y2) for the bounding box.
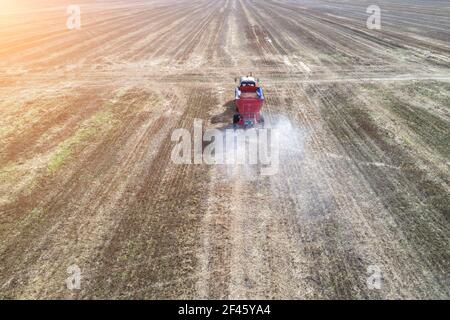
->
(0, 0, 449, 299)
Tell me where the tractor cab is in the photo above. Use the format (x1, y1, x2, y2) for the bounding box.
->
(239, 76, 257, 89)
(235, 75, 264, 100)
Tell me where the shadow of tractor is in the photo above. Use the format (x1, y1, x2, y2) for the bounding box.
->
(210, 100, 237, 130)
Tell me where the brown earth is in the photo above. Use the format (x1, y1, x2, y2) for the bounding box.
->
(0, 0, 449, 299)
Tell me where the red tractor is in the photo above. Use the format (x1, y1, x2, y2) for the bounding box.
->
(233, 75, 265, 127)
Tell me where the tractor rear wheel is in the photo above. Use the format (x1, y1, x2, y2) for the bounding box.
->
(233, 114, 241, 124)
